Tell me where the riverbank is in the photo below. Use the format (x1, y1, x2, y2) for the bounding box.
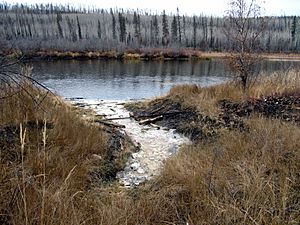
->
(126, 71, 300, 141)
(123, 69, 300, 224)
(70, 99, 189, 186)
(0, 83, 140, 224)
(3, 49, 300, 61)
(0, 69, 299, 224)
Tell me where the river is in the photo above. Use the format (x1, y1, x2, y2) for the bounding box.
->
(30, 59, 300, 186)
(30, 59, 300, 100)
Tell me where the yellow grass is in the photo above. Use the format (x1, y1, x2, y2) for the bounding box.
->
(0, 83, 111, 224)
(0, 69, 299, 224)
(157, 117, 300, 224)
(168, 69, 300, 115)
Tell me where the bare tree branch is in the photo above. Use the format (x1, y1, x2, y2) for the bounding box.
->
(224, 0, 265, 91)
(0, 55, 59, 111)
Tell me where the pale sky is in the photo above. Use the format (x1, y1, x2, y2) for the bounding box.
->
(10, 0, 300, 16)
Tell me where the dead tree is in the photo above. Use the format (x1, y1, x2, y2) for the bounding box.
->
(224, 0, 265, 91)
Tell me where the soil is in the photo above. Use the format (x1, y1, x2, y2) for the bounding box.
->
(73, 100, 189, 186)
(126, 98, 241, 141)
(127, 92, 300, 141)
(219, 91, 300, 124)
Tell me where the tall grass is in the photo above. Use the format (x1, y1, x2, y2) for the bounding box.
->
(169, 69, 300, 115)
(158, 117, 300, 224)
(0, 70, 299, 224)
(0, 82, 110, 224)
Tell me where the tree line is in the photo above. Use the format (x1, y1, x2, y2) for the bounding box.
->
(0, 2, 299, 53)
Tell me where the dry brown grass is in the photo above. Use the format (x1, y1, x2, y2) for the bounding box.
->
(47, 117, 299, 225)
(0, 83, 111, 224)
(168, 69, 300, 115)
(1, 69, 300, 225)
(157, 117, 300, 224)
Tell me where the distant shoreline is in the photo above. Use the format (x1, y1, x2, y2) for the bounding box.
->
(2, 49, 300, 62)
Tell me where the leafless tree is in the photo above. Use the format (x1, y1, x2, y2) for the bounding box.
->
(224, 0, 265, 91)
(0, 3, 298, 54)
(0, 55, 52, 108)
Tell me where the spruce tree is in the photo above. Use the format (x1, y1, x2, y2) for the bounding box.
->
(76, 16, 82, 40)
(162, 10, 169, 46)
(177, 8, 181, 43)
(153, 15, 159, 45)
(110, 9, 116, 40)
(118, 13, 126, 42)
(97, 19, 101, 39)
(133, 11, 141, 43)
(291, 16, 297, 43)
(193, 16, 197, 49)
(171, 16, 178, 42)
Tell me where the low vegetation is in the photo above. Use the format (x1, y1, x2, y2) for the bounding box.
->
(0, 65, 299, 224)
(21, 48, 215, 61)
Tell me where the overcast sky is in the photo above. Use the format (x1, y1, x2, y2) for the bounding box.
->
(10, 0, 300, 16)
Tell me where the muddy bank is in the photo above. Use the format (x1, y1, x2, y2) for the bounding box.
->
(71, 101, 142, 184)
(4, 50, 300, 62)
(219, 91, 300, 124)
(127, 92, 300, 141)
(17, 50, 213, 62)
(72, 99, 189, 186)
(127, 98, 245, 141)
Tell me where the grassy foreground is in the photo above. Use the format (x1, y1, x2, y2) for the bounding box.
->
(0, 70, 300, 224)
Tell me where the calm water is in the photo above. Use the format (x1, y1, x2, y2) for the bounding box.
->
(30, 59, 300, 100)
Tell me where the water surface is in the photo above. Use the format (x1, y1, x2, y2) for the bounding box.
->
(30, 59, 300, 100)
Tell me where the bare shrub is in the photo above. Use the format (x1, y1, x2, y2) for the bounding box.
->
(224, 0, 265, 91)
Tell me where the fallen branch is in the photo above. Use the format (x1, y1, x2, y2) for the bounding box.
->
(95, 120, 125, 128)
(139, 115, 163, 125)
(132, 111, 187, 120)
(101, 117, 131, 121)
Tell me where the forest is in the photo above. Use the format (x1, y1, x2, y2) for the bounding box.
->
(0, 2, 299, 54)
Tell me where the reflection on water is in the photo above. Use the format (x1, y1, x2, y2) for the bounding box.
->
(30, 59, 300, 100)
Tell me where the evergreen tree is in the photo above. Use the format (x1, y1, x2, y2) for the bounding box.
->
(150, 20, 154, 45)
(182, 15, 187, 45)
(118, 13, 126, 42)
(97, 19, 101, 39)
(76, 16, 82, 40)
(133, 11, 141, 43)
(153, 15, 159, 45)
(162, 10, 169, 46)
(201, 16, 208, 46)
(56, 12, 64, 38)
(291, 16, 297, 43)
(193, 16, 197, 49)
(110, 9, 116, 40)
(209, 16, 214, 49)
(171, 16, 178, 42)
(177, 8, 181, 43)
